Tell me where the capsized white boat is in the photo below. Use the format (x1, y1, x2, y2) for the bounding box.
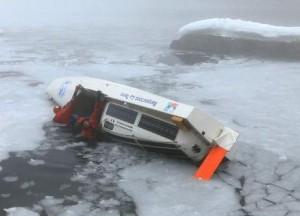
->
(47, 77, 239, 180)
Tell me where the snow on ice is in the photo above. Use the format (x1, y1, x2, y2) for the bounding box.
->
(171, 18, 300, 60)
(179, 18, 300, 42)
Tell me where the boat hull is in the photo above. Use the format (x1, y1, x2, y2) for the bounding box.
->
(47, 77, 239, 163)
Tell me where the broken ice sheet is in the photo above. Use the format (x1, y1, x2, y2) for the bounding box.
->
(273, 167, 300, 191)
(265, 185, 289, 203)
(118, 159, 240, 216)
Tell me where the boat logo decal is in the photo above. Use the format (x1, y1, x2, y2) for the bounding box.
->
(58, 81, 72, 97)
(164, 102, 178, 113)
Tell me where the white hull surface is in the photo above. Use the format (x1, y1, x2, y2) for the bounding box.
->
(47, 77, 239, 166)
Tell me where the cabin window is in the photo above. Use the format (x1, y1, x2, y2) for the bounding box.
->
(138, 114, 178, 140)
(106, 103, 138, 124)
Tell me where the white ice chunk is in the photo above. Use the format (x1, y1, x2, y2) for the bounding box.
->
(54, 142, 86, 151)
(179, 18, 300, 42)
(65, 195, 79, 203)
(71, 173, 88, 182)
(59, 184, 71, 191)
(39, 200, 120, 216)
(0, 165, 2, 172)
(2, 176, 18, 182)
(40, 196, 64, 206)
(32, 204, 43, 212)
(83, 192, 100, 202)
(20, 180, 35, 189)
(279, 155, 287, 161)
(1, 193, 10, 198)
(28, 159, 45, 166)
(56, 201, 92, 216)
(99, 198, 121, 208)
(4, 207, 39, 216)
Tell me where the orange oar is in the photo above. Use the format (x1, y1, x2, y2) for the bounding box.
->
(194, 145, 227, 180)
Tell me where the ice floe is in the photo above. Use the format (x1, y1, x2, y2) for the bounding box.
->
(20, 180, 35, 189)
(119, 159, 239, 216)
(2, 176, 18, 182)
(28, 159, 45, 166)
(1, 193, 10, 198)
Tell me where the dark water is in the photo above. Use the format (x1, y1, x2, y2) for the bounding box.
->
(0, 150, 81, 215)
(0, 122, 149, 215)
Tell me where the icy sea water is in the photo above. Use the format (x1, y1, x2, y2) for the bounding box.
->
(0, 122, 146, 215)
(1, 1, 300, 215)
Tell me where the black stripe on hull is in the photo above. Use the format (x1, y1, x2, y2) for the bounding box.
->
(137, 140, 178, 149)
(109, 133, 136, 144)
(142, 146, 188, 158)
(107, 134, 188, 158)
